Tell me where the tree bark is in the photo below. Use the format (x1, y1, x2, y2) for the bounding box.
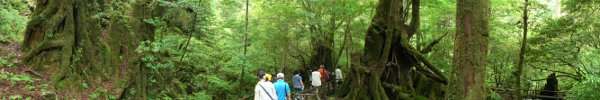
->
(448, 0, 490, 99)
(23, 0, 101, 91)
(22, 0, 155, 98)
(342, 0, 448, 99)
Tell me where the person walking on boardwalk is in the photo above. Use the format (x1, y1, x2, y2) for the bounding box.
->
(311, 68, 322, 96)
(255, 71, 278, 100)
(317, 65, 329, 83)
(334, 68, 343, 83)
(292, 71, 304, 100)
(274, 73, 291, 100)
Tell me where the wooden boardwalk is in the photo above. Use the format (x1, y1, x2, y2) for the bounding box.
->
(241, 81, 336, 100)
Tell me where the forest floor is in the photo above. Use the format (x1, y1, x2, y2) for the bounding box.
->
(0, 41, 123, 99)
(0, 41, 50, 99)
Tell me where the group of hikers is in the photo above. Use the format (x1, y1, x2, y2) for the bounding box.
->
(254, 65, 343, 100)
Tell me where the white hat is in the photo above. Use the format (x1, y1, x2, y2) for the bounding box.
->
(277, 73, 284, 78)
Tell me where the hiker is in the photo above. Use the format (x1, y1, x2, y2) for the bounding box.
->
(255, 71, 278, 100)
(539, 73, 559, 100)
(334, 67, 343, 83)
(330, 67, 343, 94)
(292, 71, 304, 100)
(311, 68, 322, 94)
(318, 65, 329, 83)
(292, 71, 305, 92)
(265, 73, 275, 83)
(308, 70, 313, 82)
(274, 73, 291, 100)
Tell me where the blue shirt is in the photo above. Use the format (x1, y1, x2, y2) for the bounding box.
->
(292, 75, 302, 88)
(273, 80, 291, 100)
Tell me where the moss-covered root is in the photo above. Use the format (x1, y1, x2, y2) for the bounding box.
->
(343, 64, 390, 100)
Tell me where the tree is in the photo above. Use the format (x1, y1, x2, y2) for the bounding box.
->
(238, 0, 249, 95)
(22, 0, 155, 98)
(514, 0, 529, 99)
(341, 0, 448, 99)
(303, 0, 335, 70)
(448, 0, 490, 99)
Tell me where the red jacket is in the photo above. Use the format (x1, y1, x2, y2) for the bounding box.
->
(318, 68, 329, 82)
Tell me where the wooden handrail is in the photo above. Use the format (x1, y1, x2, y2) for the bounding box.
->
(530, 95, 565, 99)
(491, 88, 565, 93)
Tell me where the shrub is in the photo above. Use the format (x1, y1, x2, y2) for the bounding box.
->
(568, 75, 600, 99)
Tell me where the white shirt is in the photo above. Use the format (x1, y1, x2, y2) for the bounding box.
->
(311, 71, 321, 86)
(335, 68, 343, 80)
(309, 74, 312, 82)
(255, 81, 278, 100)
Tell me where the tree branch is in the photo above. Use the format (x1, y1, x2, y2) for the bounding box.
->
(414, 63, 447, 84)
(407, 0, 420, 38)
(333, 20, 350, 68)
(420, 32, 448, 54)
(290, 43, 311, 58)
(529, 65, 582, 81)
(528, 75, 581, 81)
(557, 58, 585, 77)
(404, 42, 448, 84)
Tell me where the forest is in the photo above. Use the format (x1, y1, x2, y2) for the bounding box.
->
(0, 0, 599, 99)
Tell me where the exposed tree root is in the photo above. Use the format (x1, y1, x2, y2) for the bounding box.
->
(341, 0, 448, 99)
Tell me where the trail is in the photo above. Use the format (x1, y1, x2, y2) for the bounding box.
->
(241, 79, 341, 100)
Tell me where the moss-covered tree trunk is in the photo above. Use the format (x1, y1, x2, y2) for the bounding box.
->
(448, 0, 490, 99)
(22, 0, 154, 98)
(341, 0, 448, 99)
(23, 0, 99, 90)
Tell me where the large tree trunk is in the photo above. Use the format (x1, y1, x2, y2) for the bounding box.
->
(448, 0, 490, 99)
(22, 0, 154, 98)
(23, 0, 101, 90)
(341, 0, 448, 99)
(309, 31, 334, 70)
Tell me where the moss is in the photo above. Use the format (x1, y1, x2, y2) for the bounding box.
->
(54, 77, 82, 91)
(21, 1, 159, 99)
